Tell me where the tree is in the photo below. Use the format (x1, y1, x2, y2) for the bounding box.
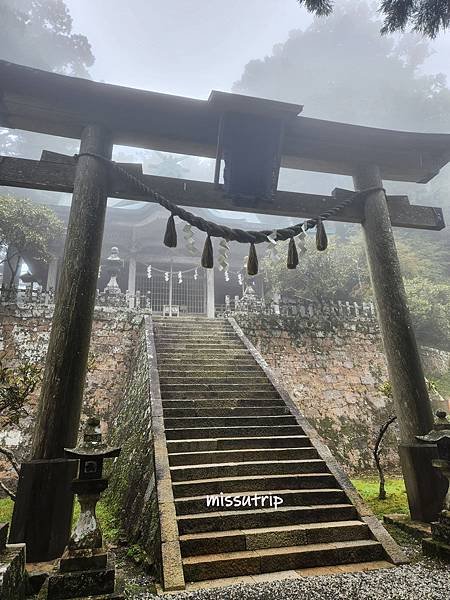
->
(235, 2, 450, 132)
(404, 278, 450, 348)
(296, 0, 449, 38)
(0, 0, 94, 158)
(0, 196, 64, 291)
(0, 0, 94, 76)
(262, 234, 370, 303)
(0, 350, 43, 500)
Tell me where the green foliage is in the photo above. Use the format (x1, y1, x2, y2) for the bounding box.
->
(235, 2, 450, 132)
(0, 195, 64, 287)
(404, 278, 450, 349)
(0, 497, 13, 522)
(0, 354, 42, 427)
(0, 0, 94, 76)
(296, 0, 450, 38)
(263, 234, 370, 303)
(352, 477, 409, 517)
(0, 195, 64, 263)
(433, 370, 450, 399)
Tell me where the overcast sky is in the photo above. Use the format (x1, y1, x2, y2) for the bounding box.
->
(65, 0, 450, 101)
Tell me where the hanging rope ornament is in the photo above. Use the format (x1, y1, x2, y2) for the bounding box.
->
(193, 267, 198, 281)
(201, 235, 214, 268)
(287, 237, 299, 269)
(315, 218, 328, 251)
(247, 242, 258, 276)
(147, 265, 152, 279)
(164, 214, 177, 248)
(73, 153, 384, 272)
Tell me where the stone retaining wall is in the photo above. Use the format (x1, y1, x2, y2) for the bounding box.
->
(107, 317, 160, 569)
(0, 305, 141, 484)
(234, 312, 398, 475)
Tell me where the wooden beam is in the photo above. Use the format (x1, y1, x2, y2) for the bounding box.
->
(2, 61, 450, 182)
(0, 154, 445, 231)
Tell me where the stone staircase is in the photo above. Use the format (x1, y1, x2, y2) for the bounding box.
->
(153, 317, 403, 587)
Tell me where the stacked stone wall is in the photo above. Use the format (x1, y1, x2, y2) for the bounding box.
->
(234, 312, 398, 475)
(0, 305, 141, 483)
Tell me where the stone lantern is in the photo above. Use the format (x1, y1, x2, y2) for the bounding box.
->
(417, 410, 450, 561)
(103, 247, 123, 295)
(45, 417, 122, 599)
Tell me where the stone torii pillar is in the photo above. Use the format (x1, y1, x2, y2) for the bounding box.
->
(353, 164, 447, 522)
(10, 124, 113, 561)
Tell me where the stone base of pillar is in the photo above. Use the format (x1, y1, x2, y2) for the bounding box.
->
(9, 459, 77, 562)
(399, 443, 448, 523)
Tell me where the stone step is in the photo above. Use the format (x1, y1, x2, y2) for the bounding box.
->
(177, 504, 358, 535)
(162, 399, 286, 409)
(158, 356, 257, 362)
(160, 383, 276, 393)
(172, 473, 338, 498)
(175, 488, 346, 515)
(182, 539, 384, 581)
(158, 360, 258, 368)
(166, 435, 312, 453)
(164, 425, 304, 440)
(164, 415, 296, 428)
(159, 367, 261, 376)
(160, 376, 269, 385)
(170, 458, 328, 481)
(156, 334, 238, 341)
(164, 407, 290, 418)
(159, 351, 252, 360)
(156, 340, 248, 354)
(180, 520, 371, 556)
(162, 390, 282, 400)
(168, 446, 316, 466)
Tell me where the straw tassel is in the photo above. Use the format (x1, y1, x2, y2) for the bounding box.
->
(201, 235, 214, 268)
(247, 242, 258, 275)
(163, 214, 177, 248)
(316, 218, 328, 251)
(287, 237, 299, 269)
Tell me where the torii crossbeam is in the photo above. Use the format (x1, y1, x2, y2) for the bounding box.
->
(0, 60, 448, 562)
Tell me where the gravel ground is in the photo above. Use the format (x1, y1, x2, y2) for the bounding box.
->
(124, 532, 450, 600)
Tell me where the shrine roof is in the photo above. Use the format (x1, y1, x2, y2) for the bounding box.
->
(1, 60, 450, 183)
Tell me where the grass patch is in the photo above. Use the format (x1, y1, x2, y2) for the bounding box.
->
(0, 497, 118, 541)
(433, 370, 450, 399)
(0, 498, 14, 523)
(352, 477, 409, 518)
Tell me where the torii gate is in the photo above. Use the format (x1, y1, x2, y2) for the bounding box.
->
(1, 60, 448, 561)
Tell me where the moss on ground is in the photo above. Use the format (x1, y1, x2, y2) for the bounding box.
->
(0, 497, 13, 523)
(352, 477, 409, 518)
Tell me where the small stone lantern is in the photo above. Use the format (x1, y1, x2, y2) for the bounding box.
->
(417, 410, 450, 561)
(46, 417, 122, 599)
(103, 247, 123, 295)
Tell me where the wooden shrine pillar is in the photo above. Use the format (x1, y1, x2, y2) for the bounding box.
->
(353, 164, 447, 522)
(10, 124, 113, 560)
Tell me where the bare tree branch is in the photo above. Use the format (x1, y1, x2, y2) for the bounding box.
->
(374, 415, 398, 500)
(0, 480, 16, 501)
(0, 446, 20, 475)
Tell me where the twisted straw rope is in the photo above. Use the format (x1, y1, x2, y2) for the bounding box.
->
(74, 152, 384, 244)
